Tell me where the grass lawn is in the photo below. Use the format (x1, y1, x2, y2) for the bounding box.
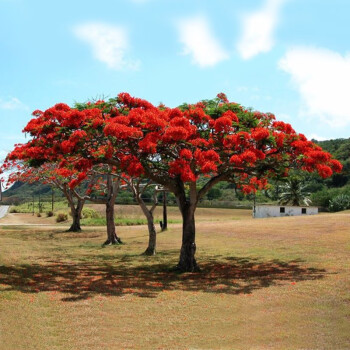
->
(0, 208, 349, 349)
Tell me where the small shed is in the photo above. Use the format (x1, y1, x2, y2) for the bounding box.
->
(253, 205, 318, 218)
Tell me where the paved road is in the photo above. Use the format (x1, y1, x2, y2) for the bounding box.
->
(0, 205, 10, 219)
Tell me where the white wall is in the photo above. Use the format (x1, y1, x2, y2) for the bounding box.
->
(253, 205, 318, 218)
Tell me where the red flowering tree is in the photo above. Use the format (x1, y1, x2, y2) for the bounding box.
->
(8, 98, 160, 252)
(3, 153, 123, 243)
(2, 160, 98, 232)
(5, 93, 342, 272)
(99, 93, 342, 271)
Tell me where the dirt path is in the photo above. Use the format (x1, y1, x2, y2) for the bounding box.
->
(0, 212, 63, 226)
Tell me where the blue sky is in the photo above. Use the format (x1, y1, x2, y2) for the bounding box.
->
(1, 0, 350, 163)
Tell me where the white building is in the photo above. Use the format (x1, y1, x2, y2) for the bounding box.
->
(253, 205, 318, 218)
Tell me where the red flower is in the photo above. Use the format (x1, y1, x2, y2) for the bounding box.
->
(217, 93, 229, 103)
(179, 149, 193, 160)
(316, 164, 333, 178)
(222, 110, 238, 123)
(229, 155, 242, 165)
(252, 128, 270, 141)
(241, 151, 257, 164)
(163, 126, 189, 142)
(214, 116, 233, 133)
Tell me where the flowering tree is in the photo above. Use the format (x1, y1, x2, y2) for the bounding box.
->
(1, 161, 93, 231)
(3, 155, 123, 243)
(99, 93, 342, 271)
(4, 93, 342, 272)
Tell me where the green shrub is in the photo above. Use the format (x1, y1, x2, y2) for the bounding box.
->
(46, 211, 54, 217)
(56, 212, 68, 223)
(329, 194, 350, 212)
(81, 207, 101, 219)
(9, 207, 19, 213)
(311, 188, 338, 207)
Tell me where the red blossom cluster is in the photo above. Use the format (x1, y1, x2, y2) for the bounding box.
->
(2, 92, 343, 195)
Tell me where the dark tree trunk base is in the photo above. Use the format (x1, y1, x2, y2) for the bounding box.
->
(67, 225, 82, 232)
(173, 263, 201, 273)
(142, 247, 156, 256)
(176, 242, 199, 272)
(103, 236, 123, 246)
(175, 262, 201, 273)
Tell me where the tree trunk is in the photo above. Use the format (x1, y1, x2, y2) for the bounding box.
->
(103, 174, 122, 245)
(143, 211, 157, 255)
(68, 199, 84, 232)
(176, 202, 199, 272)
(136, 196, 157, 255)
(161, 191, 168, 232)
(103, 199, 122, 245)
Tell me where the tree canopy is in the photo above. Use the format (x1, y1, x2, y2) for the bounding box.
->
(2, 92, 342, 271)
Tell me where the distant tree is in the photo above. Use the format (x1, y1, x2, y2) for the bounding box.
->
(207, 187, 222, 200)
(3, 162, 94, 232)
(329, 194, 350, 212)
(278, 177, 312, 206)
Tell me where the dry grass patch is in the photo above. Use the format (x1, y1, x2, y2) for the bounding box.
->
(0, 209, 349, 349)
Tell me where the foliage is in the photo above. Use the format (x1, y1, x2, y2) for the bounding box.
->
(278, 177, 312, 206)
(310, 185, 350, 208)
(56, 212, 68, 223)
(8, 200, 68, 214)
(329, 194, 350, 212)
(81, 207, 101, 219)
(206, 187, 223, 200)
(2, 181, 55, 198)
(5, 93, 341, 193)
(315, 138, 350, 187)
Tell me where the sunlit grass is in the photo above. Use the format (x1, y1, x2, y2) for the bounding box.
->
(0, 209, 349, 349)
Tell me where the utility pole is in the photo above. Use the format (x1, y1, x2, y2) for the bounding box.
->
(253, 193, 256, 218)
(156, 185, 168, 232)
(162, 190, 168, 231)
(51, 187, 54, 212)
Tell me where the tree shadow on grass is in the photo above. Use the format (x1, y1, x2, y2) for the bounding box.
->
(0, 256, 327, 302)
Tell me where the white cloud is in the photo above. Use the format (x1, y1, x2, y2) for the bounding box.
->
(176, 15, 229, 67)
(0, 97, 28, 110)
(279, 46, 350, 127)
(74, 22, 140, 70)
(237, 0, 287, 60)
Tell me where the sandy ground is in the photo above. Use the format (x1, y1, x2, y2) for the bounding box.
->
(0, 212, 68, 226)
(0, 204, 251, 226)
